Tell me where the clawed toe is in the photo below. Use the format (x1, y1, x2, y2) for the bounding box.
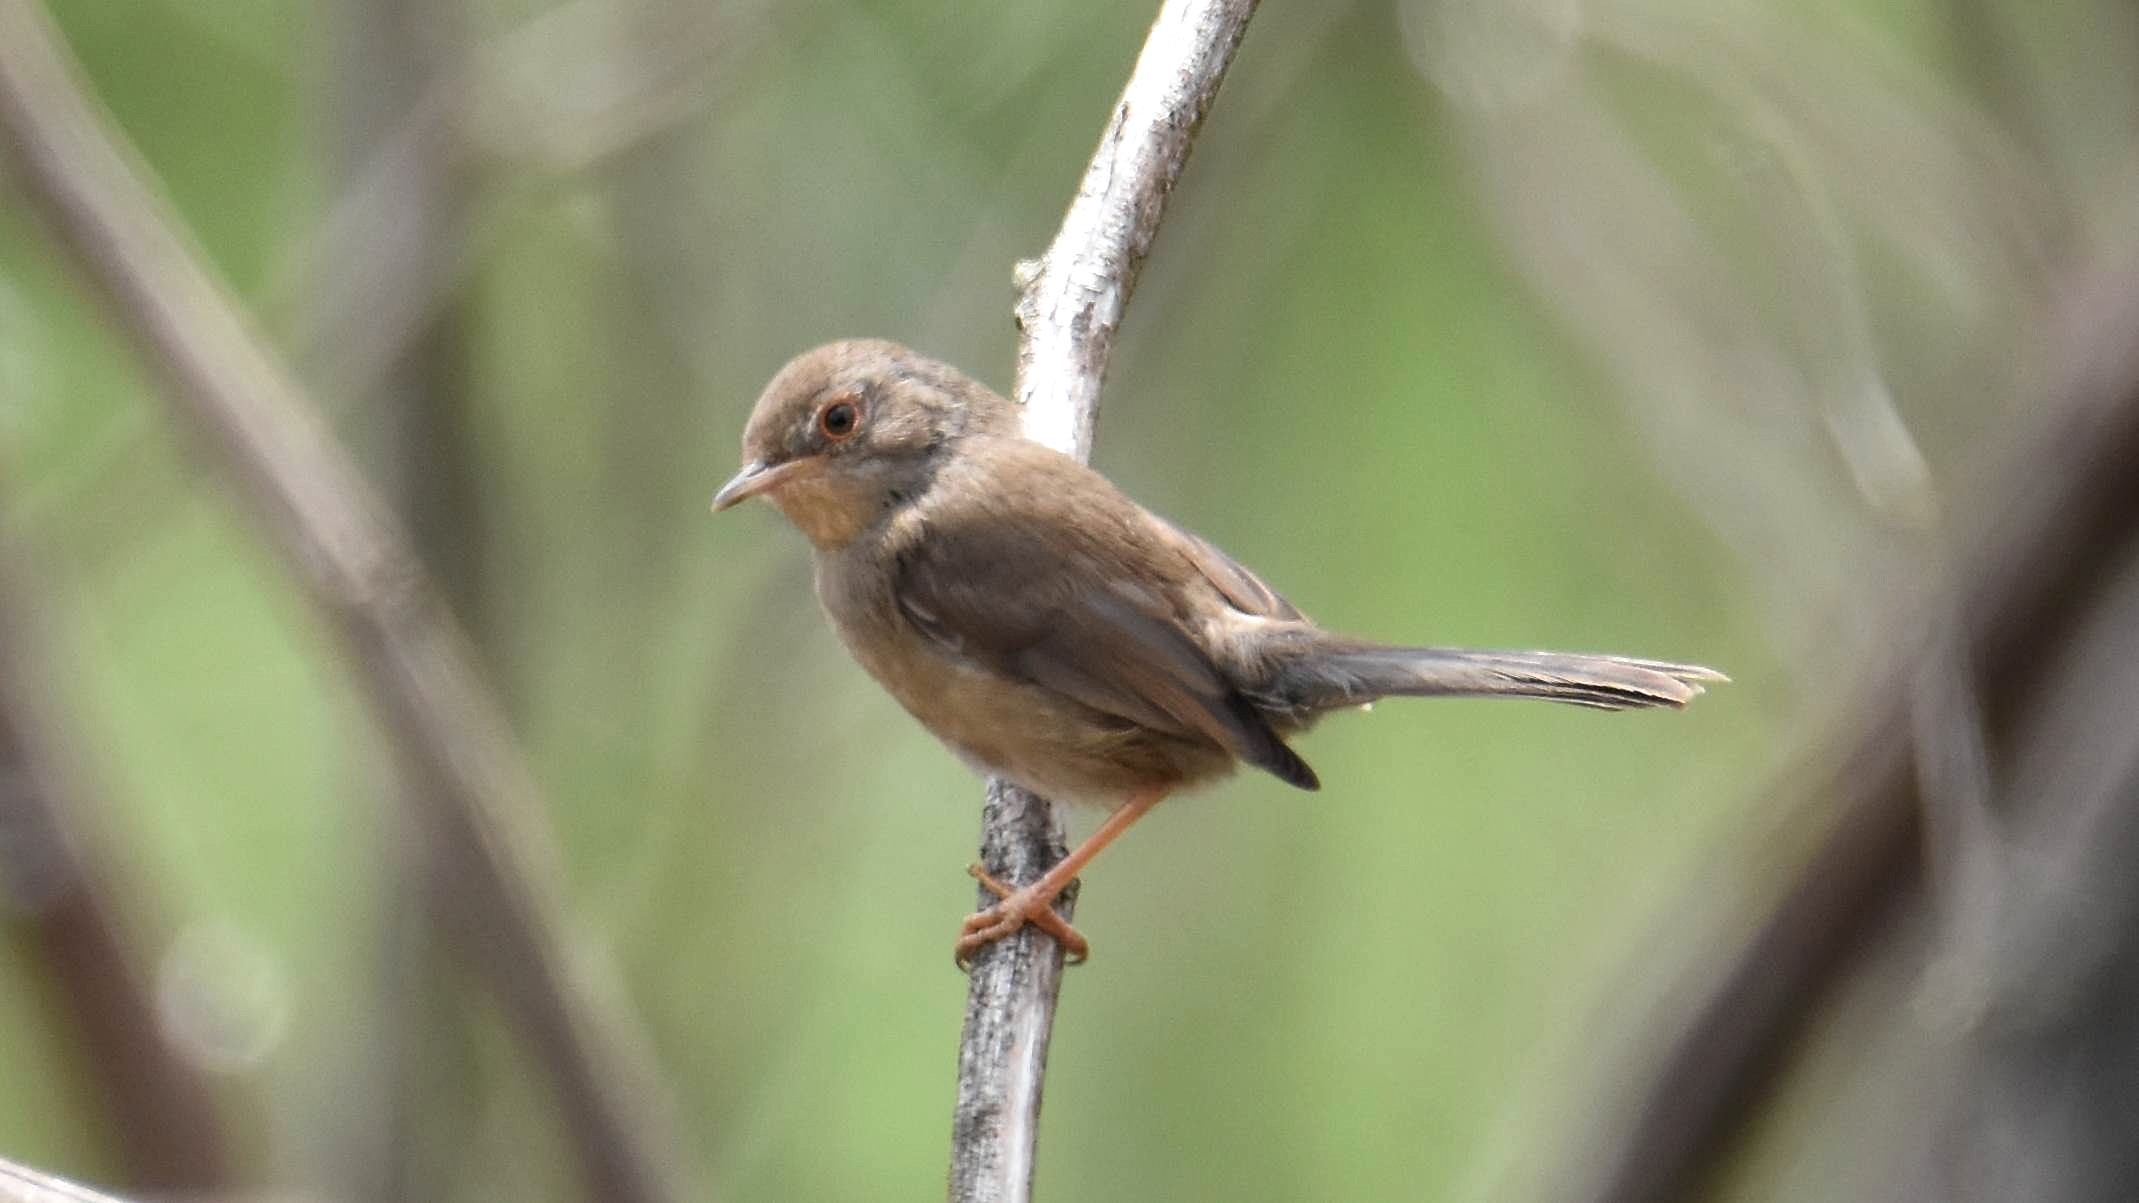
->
(954, 863, 1089, 970)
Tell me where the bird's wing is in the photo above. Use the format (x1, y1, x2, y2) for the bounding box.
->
(891, 511, 1318, 790)
(1150, 518, 1307, 622)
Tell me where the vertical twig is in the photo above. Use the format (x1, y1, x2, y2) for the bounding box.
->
(949, 3, 1259, 1200)
(318, 2, 482, 1198)
(0, 3, 689, 1200)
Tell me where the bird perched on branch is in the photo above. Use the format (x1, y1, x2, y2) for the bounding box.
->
(712, 339, 1722, 967)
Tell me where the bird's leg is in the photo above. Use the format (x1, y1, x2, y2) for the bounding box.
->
(966, 863, 1087, 954)
(955, 787, 1168, 969)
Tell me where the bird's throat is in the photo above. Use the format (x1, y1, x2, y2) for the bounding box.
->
(770, 474, 885, 550)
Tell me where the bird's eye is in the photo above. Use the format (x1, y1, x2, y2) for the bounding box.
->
(819, 399, 861, 440)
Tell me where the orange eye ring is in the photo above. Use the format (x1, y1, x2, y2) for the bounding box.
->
(818, 395, 862, 440)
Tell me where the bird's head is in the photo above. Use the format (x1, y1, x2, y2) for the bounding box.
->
(712, 339, 1018, 548)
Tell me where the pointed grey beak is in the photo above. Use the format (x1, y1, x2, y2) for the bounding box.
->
(711, 459, 805, 512)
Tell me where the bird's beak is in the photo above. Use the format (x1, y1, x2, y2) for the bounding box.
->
(710, 458, 806, 512)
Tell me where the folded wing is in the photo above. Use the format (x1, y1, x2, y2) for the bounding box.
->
(892, 512, 1320, 790)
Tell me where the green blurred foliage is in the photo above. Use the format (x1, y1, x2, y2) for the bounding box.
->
(12, 0, 2039, 1197)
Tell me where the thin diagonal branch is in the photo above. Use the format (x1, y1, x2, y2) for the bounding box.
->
(0, 3, 687, 1200)
(0, 1154, 135, 1203)
(950, 3, 1259, 1201)
(1009, 0, 1260, 464)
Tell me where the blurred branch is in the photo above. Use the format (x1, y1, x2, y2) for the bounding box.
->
(295, 0, 772, 399)
(0, 1155, 135, 1203)
(12, 0, 771, 590)
(465, 0, 769, 175)
(1923, 273, 2139, 1201)
(0, 4, 689, 1201)
(1572, 268, 2139, 1203)
(950, 2, 1258, 1201)
(318, 2, 485, 1200)
(0, 544, 231, 1191)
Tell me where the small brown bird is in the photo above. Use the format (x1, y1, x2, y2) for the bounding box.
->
(713, 339, 1721, 967)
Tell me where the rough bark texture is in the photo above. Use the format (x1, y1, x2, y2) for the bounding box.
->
(1009, 0, 1260, 464)
(949, 3, 1260, 1201)
(947, 783, 1078, 1201)
(0, 4, 687, 1200)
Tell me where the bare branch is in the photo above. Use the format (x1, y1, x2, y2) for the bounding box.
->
(0, 545, 231, 1191)
(1010, 0, 1260, 463)
(0, 4, 687, 1200)
(0, 1155, 135, 1203)
(1569, 267, 2139, 1203)
(315, 2, 485, 1198)
(951, 3, 1259, 1201)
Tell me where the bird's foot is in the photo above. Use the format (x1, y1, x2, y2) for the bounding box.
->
(955, 863, 1088, 970)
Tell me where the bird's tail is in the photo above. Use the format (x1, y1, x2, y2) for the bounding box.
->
(1262, 643, 1725, 716)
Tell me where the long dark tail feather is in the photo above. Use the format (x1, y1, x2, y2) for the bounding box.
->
(1264, 644, 1726, 717)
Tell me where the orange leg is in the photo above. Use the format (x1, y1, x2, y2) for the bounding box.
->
(954, 788, 1168, 970)
(967, 863, 1087, 955)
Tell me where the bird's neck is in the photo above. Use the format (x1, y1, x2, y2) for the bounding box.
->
(774, 460, 938, 551)
(772, 482, 878, 549)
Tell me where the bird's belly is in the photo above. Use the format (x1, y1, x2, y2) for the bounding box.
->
(813, 545, 1235, 802)
(844, 623, 1230, 805)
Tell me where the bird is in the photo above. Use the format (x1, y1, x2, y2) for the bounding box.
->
(712, 339, 1722, 968)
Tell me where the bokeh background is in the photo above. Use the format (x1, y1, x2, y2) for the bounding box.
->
(2, 0, 2135, 1200)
